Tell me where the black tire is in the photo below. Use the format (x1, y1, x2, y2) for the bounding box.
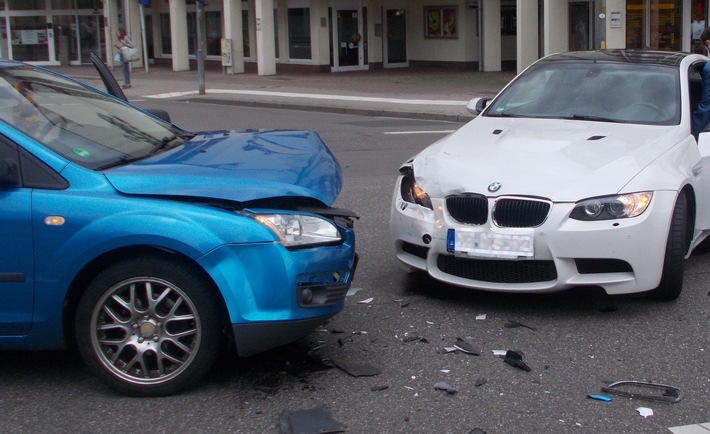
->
(75, 255, 224, 396)
(649, 193, 688, 301)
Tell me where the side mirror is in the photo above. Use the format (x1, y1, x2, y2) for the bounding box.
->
(0, 158, 19, 186)
(145, 108, 171, 123)
(466, 97, 491, 115)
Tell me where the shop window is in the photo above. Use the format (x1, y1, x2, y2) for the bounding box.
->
(8, 0, 45, 9)
(160, 13, 171, 55)
(626, 0, 682, 51)
(501, 6, 516, 36)
(242, 9, 250, 58)
(274, 9, 279, 59)
(288, 8, 311, 59)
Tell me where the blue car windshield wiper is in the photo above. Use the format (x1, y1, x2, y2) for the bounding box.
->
(149, 132, 194, 155)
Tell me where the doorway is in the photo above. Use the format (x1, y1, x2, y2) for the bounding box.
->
(330, 1, 367, 71)
(385, 8, 407, 68)
(569, 1, 593, 51)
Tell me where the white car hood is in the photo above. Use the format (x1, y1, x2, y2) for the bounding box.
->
(413, 116, 685, 201)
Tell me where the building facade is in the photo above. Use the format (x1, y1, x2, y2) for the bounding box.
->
(0, 0, 706, 74)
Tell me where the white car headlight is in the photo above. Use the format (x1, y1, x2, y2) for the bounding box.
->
(570, 192, 653, 221)
(399, 167, 433, 210)
(256, 213, 342, 247)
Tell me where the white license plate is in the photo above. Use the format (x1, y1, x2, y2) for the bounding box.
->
(453, 228, 534, 258)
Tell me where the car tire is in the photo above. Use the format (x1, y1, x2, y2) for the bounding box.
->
(75, 255, 224, 396)
(649, 193, 688, 301)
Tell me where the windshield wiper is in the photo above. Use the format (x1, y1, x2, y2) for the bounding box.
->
(149, 133, 193, 155)
(566, 114, 628, 124)
(96, 154, 149, 170)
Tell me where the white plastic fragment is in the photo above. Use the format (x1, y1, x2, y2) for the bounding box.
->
(346, 287, 362, 296)
(493, 350, 507, 356)
(426, 321, 434, 325)
(636, 407, 653, 418)
(476, 314, 487, 320)
(358, 297, 374, 304)
(441, 369, 450, 373)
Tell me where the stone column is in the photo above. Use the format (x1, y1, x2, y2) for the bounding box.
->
(224, 0, 245, 73)
(169, 0, 190, 71)
(255, 0, 276, 75)
(516, 0, 538, 73)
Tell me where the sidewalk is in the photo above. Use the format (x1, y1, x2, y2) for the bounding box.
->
(50, 63, 515, 122)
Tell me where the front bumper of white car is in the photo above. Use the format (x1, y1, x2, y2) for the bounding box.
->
(390, 176, 677, 295)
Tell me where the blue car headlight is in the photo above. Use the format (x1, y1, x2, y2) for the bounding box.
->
(255, 213, 342, 248)
(570, 192, 652, 221)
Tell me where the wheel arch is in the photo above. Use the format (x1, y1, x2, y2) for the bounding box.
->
(62, 245, 233, 351)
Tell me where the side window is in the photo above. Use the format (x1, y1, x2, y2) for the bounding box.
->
(0, 137, 68, 190)
(0, 138, 20, 187)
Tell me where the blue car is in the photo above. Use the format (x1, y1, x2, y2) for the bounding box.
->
(0, 58, 357, 396)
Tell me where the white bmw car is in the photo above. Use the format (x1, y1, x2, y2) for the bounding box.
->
(390, 50, 710, 300)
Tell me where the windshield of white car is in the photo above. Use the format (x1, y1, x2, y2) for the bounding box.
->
(0, 65, 189, 170)
(485, 61, 680, 126)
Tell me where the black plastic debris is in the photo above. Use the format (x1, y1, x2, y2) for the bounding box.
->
(454, 338, 481, 355)
(280, 406, 345, 434)
(504, 320, 537, 330)
(434, 381, 458, 394)
(601, 380, 683, 403)
(403, 336, 429, 344)
(503, 350, 531, 371)
(331, 358, 381, 377)
(469, 429, 487, 434)
(474, 377, 487, 387)
(370, 384, 389, 392)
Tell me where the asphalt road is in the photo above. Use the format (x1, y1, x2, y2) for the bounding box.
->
(2, 102, 710, 434)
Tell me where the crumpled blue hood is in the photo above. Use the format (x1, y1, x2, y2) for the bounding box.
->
(105, 129, 342, 205)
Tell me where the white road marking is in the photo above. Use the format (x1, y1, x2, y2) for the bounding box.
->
(384, 130, 456, 135)
(145, 89, 468, 106)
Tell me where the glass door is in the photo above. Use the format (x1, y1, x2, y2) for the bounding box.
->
(331, 1, 365, 72)
(78, 15, 102, 64)
(337, 9, 360, 67)
(569, 2, 592, 50)
(385, 8, 407, 67)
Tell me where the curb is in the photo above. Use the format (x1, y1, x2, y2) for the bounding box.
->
(182, 97, 476, 123)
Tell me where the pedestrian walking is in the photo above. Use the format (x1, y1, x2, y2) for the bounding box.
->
(114, 28, 133, 89)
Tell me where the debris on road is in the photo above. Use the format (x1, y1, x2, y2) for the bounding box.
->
(279, 406, 345, 434)
(503, 350, 531, 371)
(636, 407, 654, 418)
(475, 377, 487, 387)
(601, 380, 683, 403)
(370, 384, 389, 392)
(587, 394, 612, 402)
(504, 320, 537, 331)
(434, 381, 458, 394)
(357, 297, 374, 304)
(453, 338, 481, 355)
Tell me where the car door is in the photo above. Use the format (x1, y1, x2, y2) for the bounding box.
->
(0, 138, 33, 335)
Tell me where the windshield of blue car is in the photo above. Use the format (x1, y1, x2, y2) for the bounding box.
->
(485, 61, 681, 126)
(0, 65, 187, 170)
